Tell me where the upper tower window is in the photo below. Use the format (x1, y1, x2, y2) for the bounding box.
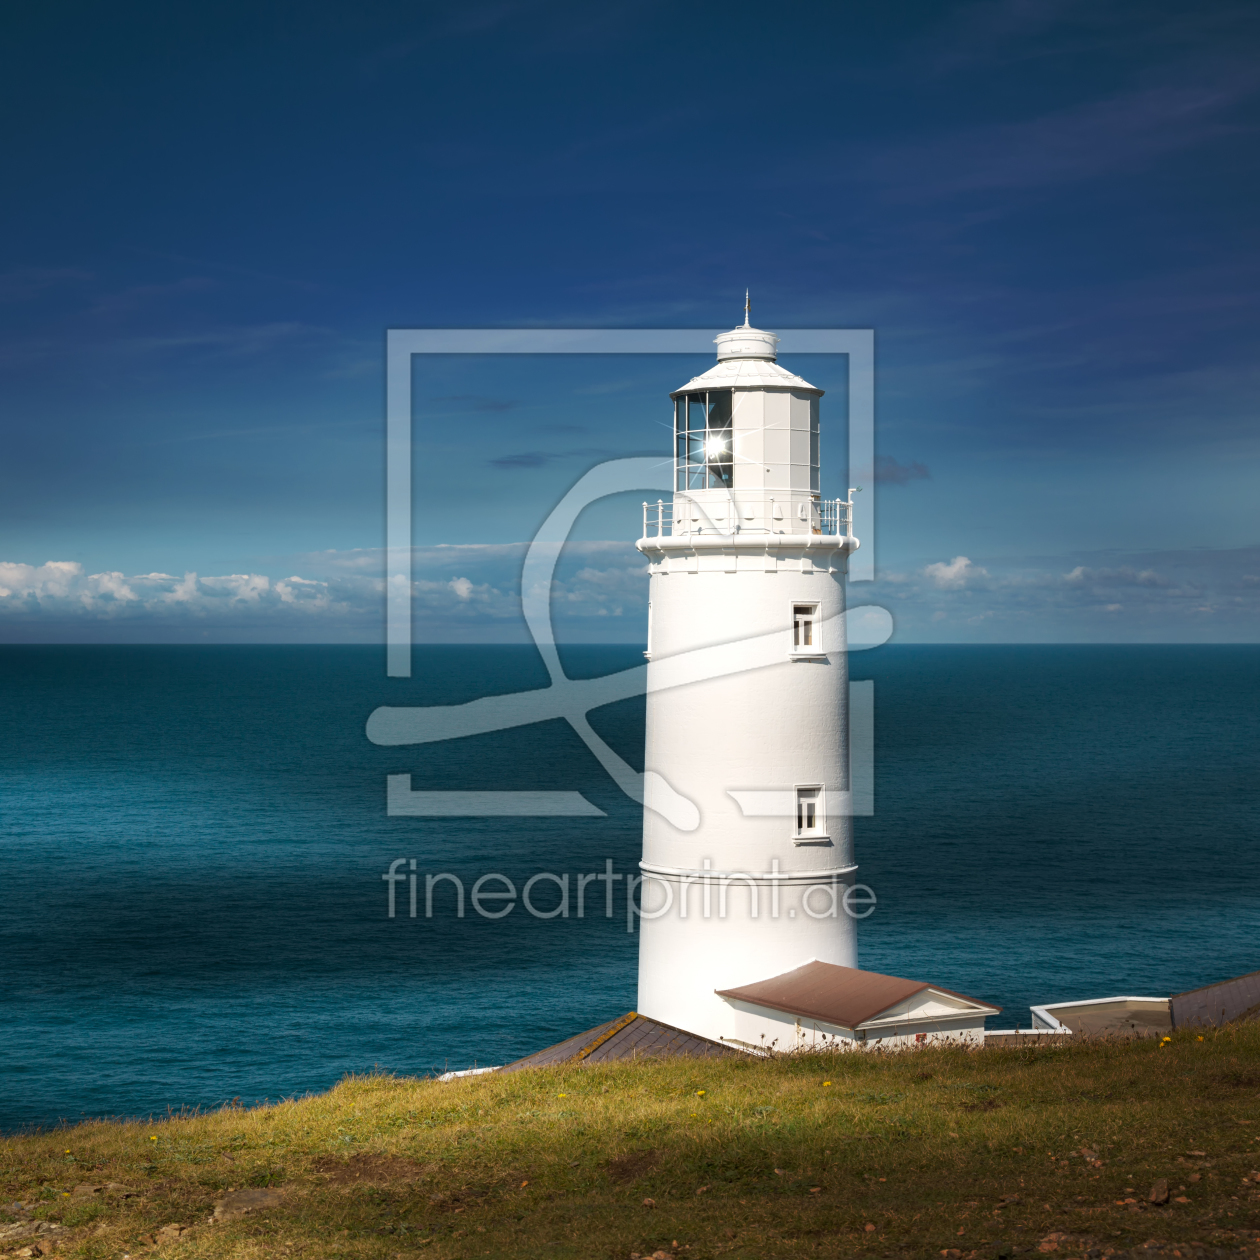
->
(675, 390, 733, 491)
(793, 603, 818, 651)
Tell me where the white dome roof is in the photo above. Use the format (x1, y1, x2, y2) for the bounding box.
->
(673, 298, 822, 395)
(671, 349, 822, 398)
(714, 323, 780, 361)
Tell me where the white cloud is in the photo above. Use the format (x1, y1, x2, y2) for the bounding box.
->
(275, 576, 331, 609)
(870, 545, 1260, 642)
(924, 555, 989, 588)
(0, 544, 646, 641)
(8, 542, 1256, 645)
(1064, 565, 1170, 589)
(79, 571, 139, 607)
(0, 564, 355, 622)
(0, 560, 89, 600)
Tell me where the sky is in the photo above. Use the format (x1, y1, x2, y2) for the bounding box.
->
(1, 0, 1258, 643)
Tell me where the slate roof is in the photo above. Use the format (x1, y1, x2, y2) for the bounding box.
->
(716, 960, 1000, 1030)
(501, 1011, 738, 1073)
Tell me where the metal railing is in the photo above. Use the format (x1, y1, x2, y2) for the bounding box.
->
(642, 500, 675, 537)
(819, 496, 852, 537)
(642, 493, 856, 540)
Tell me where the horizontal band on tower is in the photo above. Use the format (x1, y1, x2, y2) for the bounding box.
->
(639, 860, 858, 884)
(637, 534, 858, 556)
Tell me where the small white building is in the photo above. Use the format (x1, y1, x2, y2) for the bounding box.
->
(716, 960, 1001, 1052)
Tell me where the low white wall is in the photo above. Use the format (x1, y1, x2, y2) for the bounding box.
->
(721, 999, 988, 1053)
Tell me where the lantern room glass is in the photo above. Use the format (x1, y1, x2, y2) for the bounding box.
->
(674, 389, 733, 491)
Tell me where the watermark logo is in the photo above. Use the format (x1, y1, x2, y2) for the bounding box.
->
(381, 858, 877, 931)
(369, 328, 889, 823)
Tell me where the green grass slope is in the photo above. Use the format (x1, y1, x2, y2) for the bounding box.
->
(3, 1024, 1260, 1259)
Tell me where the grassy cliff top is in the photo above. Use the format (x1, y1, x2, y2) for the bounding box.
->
(3, 1024, 1260, 1259)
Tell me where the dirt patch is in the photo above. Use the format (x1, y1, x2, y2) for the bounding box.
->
(606, 1150, 660, 1184)
(313, 1154, 429, 1186)
(212, 1188, 282, 1222)
(1032, 1232, 1260, 1259)
(1214, 1071, 1260, 1088)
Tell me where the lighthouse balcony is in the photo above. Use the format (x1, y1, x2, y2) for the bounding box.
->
(642, 495, 853, 541)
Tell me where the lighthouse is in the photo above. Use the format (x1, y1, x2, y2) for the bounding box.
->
(634, 302, 861, 1047)
(370, 302, 1006, 1066)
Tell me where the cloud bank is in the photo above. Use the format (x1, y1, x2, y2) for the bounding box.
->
(881, 547, 1260, 641)
(1, 543, 1257, 644)
(0, 543, 650, 644)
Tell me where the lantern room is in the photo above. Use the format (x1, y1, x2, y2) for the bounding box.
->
(668, 309, 825, 536)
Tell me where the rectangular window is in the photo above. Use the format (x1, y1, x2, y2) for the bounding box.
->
(810, 399, 820, 493)
(707, 458, 732, 490)
(674, 390, 736, 504)
(707, 389, 732, 430)
(793, 603, 819, 652)
(676, 397, 692, 490)
(795, 786, 822, 837)
(706, 390, 733, 489)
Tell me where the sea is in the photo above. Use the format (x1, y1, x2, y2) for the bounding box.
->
(2, 644, 1258, 1134)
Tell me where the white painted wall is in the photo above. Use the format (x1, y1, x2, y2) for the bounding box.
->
(635, 539, 858, 1041)
(721, 999, 988, 1053)
(635, 326, 863, 1046)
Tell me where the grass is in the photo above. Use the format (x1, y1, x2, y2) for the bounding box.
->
(3, 1024, 1260, 1259)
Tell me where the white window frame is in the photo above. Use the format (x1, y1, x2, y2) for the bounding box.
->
(790, 601, 825, 660)
(794, 783, 828, 843)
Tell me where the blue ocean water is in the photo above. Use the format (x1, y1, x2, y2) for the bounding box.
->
(1, 644, 1258, 1133)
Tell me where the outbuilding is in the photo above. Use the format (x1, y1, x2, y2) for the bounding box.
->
(715, 959, 1001, 1052)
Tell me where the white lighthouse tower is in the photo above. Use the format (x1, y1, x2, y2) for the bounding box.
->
(634, 301, 861, 1046)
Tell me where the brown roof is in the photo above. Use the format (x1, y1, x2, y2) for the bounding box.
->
(501, 1011, 738, 1072)
(716, 961, 1000, 1030)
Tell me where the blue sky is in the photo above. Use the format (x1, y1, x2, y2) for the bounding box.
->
(1, 0, 1258, 642)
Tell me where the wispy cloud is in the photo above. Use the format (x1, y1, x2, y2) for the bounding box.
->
(863, 71, 1260, 203)
(489, 451, 552, 469)
(123, 321, 337, 360)
(487, 448, 616, 469)
(87, 276, 219, 319)
(875, 455, 932, 485)
(875, 545, 1260, 641)
(427, 394, 518, 412)
(0, 267, 93, 303)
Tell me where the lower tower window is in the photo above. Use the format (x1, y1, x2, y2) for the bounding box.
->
(795, 785, 822, 837)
